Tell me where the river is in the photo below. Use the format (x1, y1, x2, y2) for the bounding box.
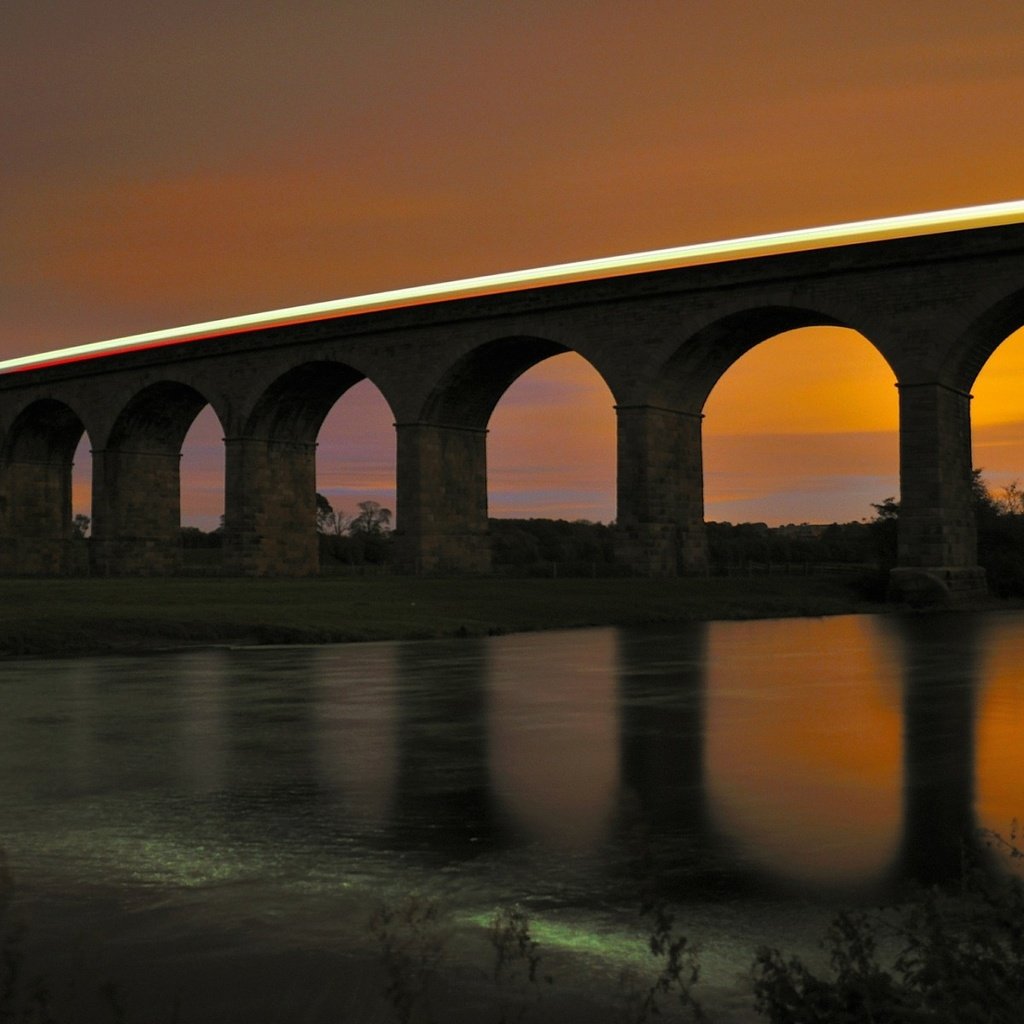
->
(1, 610, 1021, 1022)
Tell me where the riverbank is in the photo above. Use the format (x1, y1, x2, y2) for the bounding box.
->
(0, 573, 895, 657)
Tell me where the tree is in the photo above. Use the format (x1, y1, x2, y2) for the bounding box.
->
(316, 493, 348, 535)
(350, 500, 392, 534)
(971, 470, 1024, 596)
(995, 479, 1024, 516)
(874, 472, 1024, 597)
(72, 513, 90, 539)
(868, 496, 899, 570)
(870, 497, 900, 522)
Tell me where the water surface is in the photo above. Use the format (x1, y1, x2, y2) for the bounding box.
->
(2, 611, 1021, 1021)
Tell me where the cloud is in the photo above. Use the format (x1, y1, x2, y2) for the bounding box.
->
(705, 431, 899, 524)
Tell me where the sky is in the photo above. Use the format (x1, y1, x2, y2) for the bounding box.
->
(5, 1, 1024, 529)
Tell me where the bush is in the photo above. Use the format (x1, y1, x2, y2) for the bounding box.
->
(752, 828, 1024, 1023)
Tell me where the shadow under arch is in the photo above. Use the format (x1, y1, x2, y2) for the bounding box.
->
(242, 360, 376, 442)
(397, 335, 614, 574)
(93, 381, 224, 575)
(418, 335, 576, 430)
(0, 398, 89, 574)
(228, 361, 396, 576)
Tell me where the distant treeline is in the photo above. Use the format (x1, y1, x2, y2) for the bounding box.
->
(972, 474, 1024, 596)
(490, 518, 621, 576)
(159, 473, 1024, 593)
(707, 520, 880, 572)
(482, 517, 880, 579)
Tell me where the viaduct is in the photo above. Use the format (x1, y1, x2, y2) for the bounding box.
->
(2, 203, 1023, 596)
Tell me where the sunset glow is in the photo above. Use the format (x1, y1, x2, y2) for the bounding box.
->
(3, 199, 1023, 377)
(9, 2, 1024, 524)
(9, 11, 1024, 1014)
(706, 617, 903, 884)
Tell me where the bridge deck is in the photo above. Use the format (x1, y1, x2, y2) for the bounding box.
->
(3, 199, 1023, 376)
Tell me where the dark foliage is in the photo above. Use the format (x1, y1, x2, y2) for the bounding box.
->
(319, 529, 393, 566)
(317, 494, 395, 567)
(871, 471, 1024, 598)
(972, 475, 1024, 597)
(706, 520, 877, 573)
(489, 518, 621, 576)
(752, 829, 1024, 1023)
(179, 526, 222, 550)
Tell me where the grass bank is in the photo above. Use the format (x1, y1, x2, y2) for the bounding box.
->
(0, 573, 887, 658)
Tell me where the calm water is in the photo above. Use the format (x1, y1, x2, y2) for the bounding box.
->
(2, 611, 1022, 1022)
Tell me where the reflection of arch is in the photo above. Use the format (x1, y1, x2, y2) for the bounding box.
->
(489, 629, 620, 852)
(93, 382, 221, 575)
(0, 399, 88, 574)
(705, 617, 903, 891)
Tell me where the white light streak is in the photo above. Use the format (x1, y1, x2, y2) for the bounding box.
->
(4, 199, 1024, 375)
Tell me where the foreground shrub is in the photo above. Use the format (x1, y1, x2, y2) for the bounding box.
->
(752, 828, 1024, 1023)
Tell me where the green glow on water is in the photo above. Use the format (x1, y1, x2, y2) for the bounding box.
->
(461, 909, 649, 966)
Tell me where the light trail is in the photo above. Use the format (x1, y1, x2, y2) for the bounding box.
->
(4, 199, 1024, 375)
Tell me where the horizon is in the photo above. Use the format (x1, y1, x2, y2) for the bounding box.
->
(7, 4, 1024, 529)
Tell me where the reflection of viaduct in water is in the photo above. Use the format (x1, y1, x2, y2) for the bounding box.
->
(388, 638, 500, 854)
(614, 625, 721, 878)
(886, 613, 986, 884)
(3, 211, 1024, 587)
(315, 623, 991, 892)
(45, 624, 989, 891)
(617, 615, 986, 892)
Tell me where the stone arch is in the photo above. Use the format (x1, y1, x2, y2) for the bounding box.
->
(950, 285, 1024, 394)
(702, 324, 899, 525)
(0, 398, 88, 574)
(93, 381, 223, 575)
(488, 351, 617, 524)
(227, 361, 396, 576)
(650, 305, 890, 412)
(2, 398, 86, 464)
(418, 336, 576, 429)
(617, 306, 895, 577)
(243, 360, 381, 441)
(396, 336, 613, 574)
(105, 380, 214, 453)
(960, 288, 1024, 527)
(886, 287, 1024, 595)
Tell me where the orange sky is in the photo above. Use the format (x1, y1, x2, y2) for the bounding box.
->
(7, 2, 1024, 528)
